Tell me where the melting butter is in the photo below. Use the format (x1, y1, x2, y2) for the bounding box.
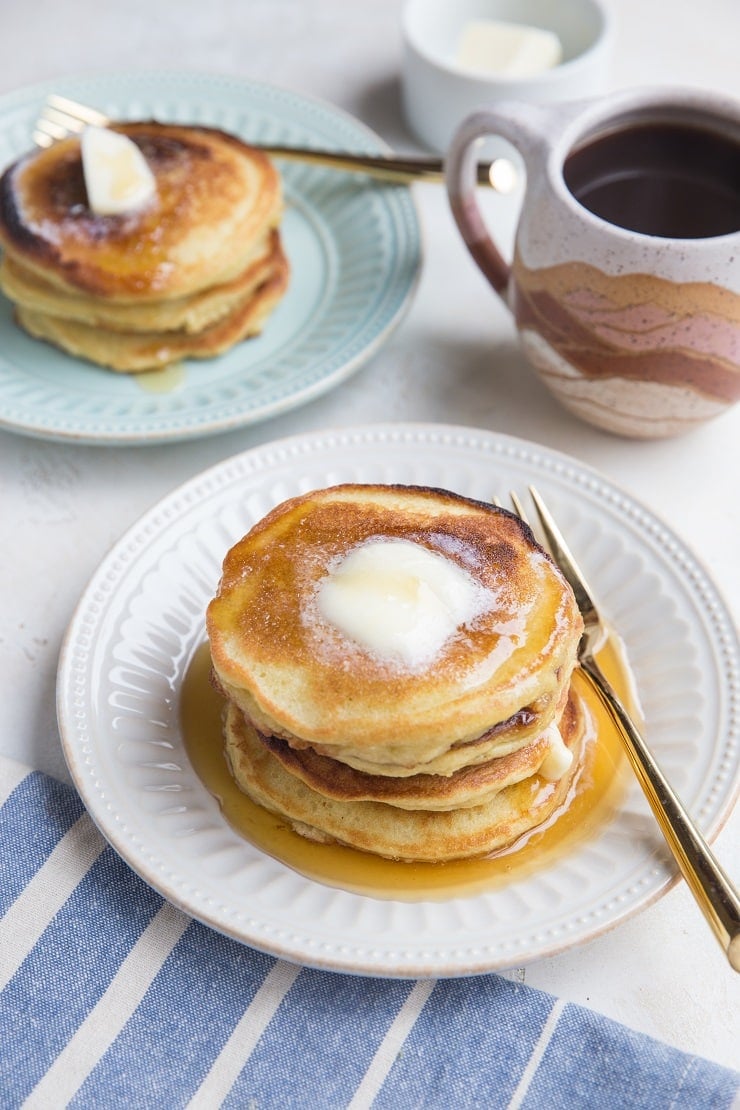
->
(81, 126, 156, 216)
(538, 723, 573, 781)
(316, 539, 488, 668)
(455, 19, 562, 78)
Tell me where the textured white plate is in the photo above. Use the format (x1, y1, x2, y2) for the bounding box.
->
(0, 72, 420, 444)
(57, 425, 739, 977)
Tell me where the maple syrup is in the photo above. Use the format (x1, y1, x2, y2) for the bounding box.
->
(179, 640, 638, 901)
(135, 362, 185, 393)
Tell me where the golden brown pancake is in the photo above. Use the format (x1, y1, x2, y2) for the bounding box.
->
(0, 122, 283, 302)
(223, 688, 586, 862)
(207, 484, 583, 774)
(251, 715, 566, 811)
(15, 238, 289, 372)
(0, 230, 277, 333)
(207, 483, 586, 864)
(0, 122, 289, 372)
(209, 664, 570, 779)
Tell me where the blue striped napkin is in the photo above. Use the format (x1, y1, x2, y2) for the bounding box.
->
(2, 756, 738, 1110)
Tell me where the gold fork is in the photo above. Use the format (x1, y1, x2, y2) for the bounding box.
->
(32, 93, 513, 191)
(507, 486, 740, 971)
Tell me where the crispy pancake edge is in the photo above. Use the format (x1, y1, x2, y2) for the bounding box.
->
(15, 240, 289, 372)
(249, 717, 559, 810)
(0, 230, 278, 333)
(222, 688, 586, 862)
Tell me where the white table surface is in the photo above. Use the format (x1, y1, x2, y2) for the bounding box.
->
(1, 0, 738, 1074)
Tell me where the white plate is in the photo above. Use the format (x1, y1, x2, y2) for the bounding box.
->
(0, 72, 421, 445)
(56, 424, 739, 977)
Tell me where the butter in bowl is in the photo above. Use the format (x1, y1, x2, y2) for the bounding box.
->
(401, 0, 614, 153)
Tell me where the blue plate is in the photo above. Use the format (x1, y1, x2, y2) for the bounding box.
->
(0, 72, 422, 444)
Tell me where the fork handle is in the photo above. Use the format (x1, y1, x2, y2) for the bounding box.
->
(259, 146, 495, 188)
(581, 655, 740, 972)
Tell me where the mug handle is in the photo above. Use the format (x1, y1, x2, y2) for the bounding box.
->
(445, 102, 565, 297)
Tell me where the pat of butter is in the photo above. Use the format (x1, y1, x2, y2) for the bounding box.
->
(538, 724, 573, 781)
(316, 539, 487, 668)
(81, 126, 156, 216)
(455, 19, 562, 79)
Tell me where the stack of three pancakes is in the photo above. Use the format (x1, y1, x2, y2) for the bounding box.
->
(207, 484, 585, 863)
(0, 122, 288, 372)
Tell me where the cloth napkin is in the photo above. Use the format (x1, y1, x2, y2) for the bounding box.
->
(1, 757, 738, 1110)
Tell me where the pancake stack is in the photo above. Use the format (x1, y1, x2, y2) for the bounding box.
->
(207, 484, 586, 863)
(0, 122, 288, 372)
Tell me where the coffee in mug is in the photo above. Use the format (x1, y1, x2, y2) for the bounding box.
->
(564, 120, 740, 239)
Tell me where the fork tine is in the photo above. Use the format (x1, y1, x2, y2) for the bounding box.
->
(503, 488, 559, 569)
(45, 94, 109, 127)
(508, 490, 531, 529)
(41, 106, 88, 134)
(496, 491, 549, 559)
(35, 117, 70, 141)
(527, 486, 600, 628)
(32, 95, 111, 147)
(32, 123, 62, 147)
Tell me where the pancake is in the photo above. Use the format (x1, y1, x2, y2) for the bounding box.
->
(207, 484, 583, 774)
(15, 237, 289, 372)
(0, 121, 289, 372)
(251, 713, 570, 811)
(0, 229, 277, 333)
(209, 665, 570, 779)
(0, 122, 283, 302)
(294, 680, 568, 777)
(223, 688, 586, 862)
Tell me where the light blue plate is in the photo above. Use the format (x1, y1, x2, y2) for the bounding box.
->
(0, 72, 422, 444)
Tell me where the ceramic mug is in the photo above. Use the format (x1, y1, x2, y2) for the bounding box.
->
(445, 87, 740, 438)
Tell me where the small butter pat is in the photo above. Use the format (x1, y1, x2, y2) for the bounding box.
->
(538, 724, 573, 782)
(317, 539, 487, 668)
(81, 126, 156, 216)
(455, 19, 562, 79)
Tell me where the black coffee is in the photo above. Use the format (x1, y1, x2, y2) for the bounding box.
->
(563, 120, 740, 238)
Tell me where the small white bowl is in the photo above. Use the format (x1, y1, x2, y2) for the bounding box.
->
(401, 0, 614, 152)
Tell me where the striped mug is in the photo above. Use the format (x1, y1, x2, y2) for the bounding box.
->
(446, 87, 740, 438)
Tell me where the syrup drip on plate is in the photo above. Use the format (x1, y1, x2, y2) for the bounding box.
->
(135, 362, 185, 393)
(180, 638, 638, 901)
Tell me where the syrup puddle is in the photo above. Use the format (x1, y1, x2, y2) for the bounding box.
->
(180, 637, 639, 901)
(135, 362, 185, 393)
